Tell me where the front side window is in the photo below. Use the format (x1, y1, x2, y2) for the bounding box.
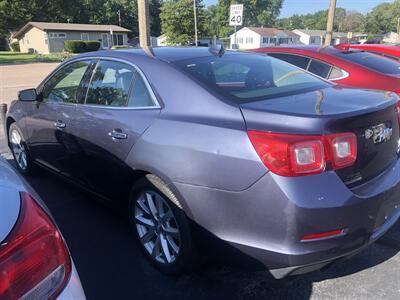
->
(85, 60, 135, 107)
(174, 53, 328, 104)
(333, 50, 400, 75)
(42, 60, 91, 103)
(268, 53, 310, 70)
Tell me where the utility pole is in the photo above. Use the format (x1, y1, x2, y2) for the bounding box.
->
(324, 0, 337, 47)
(118, 10, 121, 27)
(397, 17, 400, 43)
(138, 0, 153, 54)
(194, 0, 198, 46)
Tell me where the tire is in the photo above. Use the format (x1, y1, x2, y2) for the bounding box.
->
(128, 174, 197, 275)
(9, 123, 35, 175)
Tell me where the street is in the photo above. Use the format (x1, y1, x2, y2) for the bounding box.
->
(0, 62, 59, 106)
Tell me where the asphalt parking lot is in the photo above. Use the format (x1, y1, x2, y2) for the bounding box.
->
(1, 64, 400, 300)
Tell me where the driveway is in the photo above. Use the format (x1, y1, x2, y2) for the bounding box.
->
(0, 63, 59, 106)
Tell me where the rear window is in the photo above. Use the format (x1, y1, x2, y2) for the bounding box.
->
(333, 51, 400, 76)
(174, 54, 328, 104)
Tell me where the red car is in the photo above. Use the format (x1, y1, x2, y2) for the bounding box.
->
(251, 45, 400, 95)
(348, 44, 400, 61)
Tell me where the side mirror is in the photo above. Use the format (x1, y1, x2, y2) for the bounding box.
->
(18, 88, 38, 102)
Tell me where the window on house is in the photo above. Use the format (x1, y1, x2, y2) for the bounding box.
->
(246, 37, 253, 44)
(270, 37, 277, 45)
(112, 34, 124, 46)
(49, 32, 66, 39)
(81, 33, 89, 41)
(262, 37, 269, 44)
(279, 38, 289, 45)
(237, 37, 243, 44)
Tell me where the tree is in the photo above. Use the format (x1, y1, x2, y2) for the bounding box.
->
(160, 0, 206, 45)
(365, 2, 398, 34)
(342, 11, 365, 33)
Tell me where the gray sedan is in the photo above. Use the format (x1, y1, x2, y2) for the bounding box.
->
(6, 47, 400, 278)
(0, 157, 85, 300)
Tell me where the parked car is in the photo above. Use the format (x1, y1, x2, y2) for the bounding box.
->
(6, 47, 400, 278)
(347, 43, 400, 61)
(0, 157, 85, 299)
(251, 45, 400, 95)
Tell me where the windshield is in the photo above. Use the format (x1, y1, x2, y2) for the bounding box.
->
(333, 51, 400, 76)
(174, 54, 329, 104)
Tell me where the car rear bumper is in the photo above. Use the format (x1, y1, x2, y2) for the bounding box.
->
(57, 262, 86, 300)
(173, 157, 400, 278)
(269, 207, 400, 278)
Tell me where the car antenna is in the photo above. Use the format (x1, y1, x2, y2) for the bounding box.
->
(208, 42, 224, 57)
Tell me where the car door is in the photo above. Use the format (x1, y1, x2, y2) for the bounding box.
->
(25, 60, 92, 177)
(70, 59, 161, 200)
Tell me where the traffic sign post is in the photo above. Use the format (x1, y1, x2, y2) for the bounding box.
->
(229, 4, 243, 49)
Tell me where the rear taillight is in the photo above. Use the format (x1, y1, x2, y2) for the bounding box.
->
(247, 131, 357, 177)
(0, 192, 71, 300)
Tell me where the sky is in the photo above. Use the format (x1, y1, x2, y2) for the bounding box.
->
(203, 0, 394, 18)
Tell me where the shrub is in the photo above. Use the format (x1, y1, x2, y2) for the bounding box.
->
(10, 41, 20, 52)
(85, 41, 100, 52)
(64, 40, 86, 53)
(111, 45, 131, 49)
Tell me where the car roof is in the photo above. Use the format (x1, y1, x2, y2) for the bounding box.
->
(254, 45, 350, 55)
(78, 47, 245, 63)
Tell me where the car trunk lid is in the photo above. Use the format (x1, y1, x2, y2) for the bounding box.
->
(240, 87, 400, 186)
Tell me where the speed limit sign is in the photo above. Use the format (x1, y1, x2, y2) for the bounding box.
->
(229, 4, 243, 26)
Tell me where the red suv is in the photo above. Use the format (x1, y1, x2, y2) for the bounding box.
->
(348, 44, 400, 61)
(251, 46, 400, 95)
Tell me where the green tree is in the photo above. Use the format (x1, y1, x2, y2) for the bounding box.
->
(160, 0, 206, 45)
(365, 2, 398, 34)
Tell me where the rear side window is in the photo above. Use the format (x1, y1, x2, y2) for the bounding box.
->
(128, 74, 155, 107)
(334, 51, 400, 75)
(86, 60, 134, 107)
(328, 66, 347, 80)
(308, 60, 332, 78)
(42, 60, 90, 103)
(268, 53, 310, 69)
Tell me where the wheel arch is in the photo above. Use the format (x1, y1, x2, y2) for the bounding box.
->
(6, 116, 16, 144)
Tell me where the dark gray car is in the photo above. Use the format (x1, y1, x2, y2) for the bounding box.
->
(6, 47, 400, 278)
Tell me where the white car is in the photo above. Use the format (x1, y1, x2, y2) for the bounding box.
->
(0, 157, 85, 300)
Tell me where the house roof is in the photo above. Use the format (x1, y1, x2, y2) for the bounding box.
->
(14, 22, 130, 39)
(293, 29, 347, 38)
(246, 27, 299, 37)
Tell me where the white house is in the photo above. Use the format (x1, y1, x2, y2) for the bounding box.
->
(229, 27, 300, 49)
(383, 32, 399, 44)
(292, 29, 348, 46)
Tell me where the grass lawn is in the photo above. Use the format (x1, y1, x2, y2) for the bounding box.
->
(0, 51, 74, 64)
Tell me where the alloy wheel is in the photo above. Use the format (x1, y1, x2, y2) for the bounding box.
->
(134, 190, 181, 264)
(10, 129, 28, 171)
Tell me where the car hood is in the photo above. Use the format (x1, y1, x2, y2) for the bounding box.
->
(0, 158, 24, 243)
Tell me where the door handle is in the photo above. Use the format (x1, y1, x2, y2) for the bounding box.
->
(108, 129, 128, 140)
(54, 120, 66, 129)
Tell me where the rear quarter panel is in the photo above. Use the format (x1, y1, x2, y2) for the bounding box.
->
(123, 55, 267, 192)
